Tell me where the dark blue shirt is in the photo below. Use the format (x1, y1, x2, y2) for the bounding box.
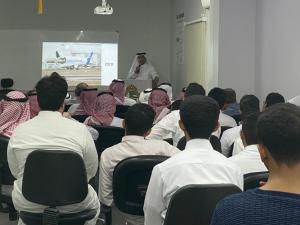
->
(210, 189, 300, 225)
(223, 102, 240, 117)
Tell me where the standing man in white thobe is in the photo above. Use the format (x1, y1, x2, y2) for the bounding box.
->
(128, 53, 159, 88)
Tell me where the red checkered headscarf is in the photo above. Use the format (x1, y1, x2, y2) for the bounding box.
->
(88, 92, 116, 126)
(148, 88, 171, 119)
(109, 80, 125, 103)
(73, 89, 98, 116)
(0, 91, 30, 137)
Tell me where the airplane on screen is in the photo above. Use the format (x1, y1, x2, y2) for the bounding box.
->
(45, 51, 95, 70)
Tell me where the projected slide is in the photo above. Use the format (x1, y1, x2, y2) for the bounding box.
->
(42, 42, 118, 86)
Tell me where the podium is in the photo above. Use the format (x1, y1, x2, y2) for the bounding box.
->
(124, 79, 152, 92)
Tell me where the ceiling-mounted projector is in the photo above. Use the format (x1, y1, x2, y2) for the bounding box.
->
(94, 0, 113, 15)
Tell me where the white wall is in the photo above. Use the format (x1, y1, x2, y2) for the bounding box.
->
(255, 0, 300, 100)
(0, 0, 171, 90)
(218, 0, 257, 100)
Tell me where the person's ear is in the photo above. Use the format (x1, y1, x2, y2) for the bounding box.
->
(240, 130, 247, 147)
(258, 144, 268, 166)
(179, 120, 186, 132)
(145, 128, 152, 137)
(213, 121, 220, 132)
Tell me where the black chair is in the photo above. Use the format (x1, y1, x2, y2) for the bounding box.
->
(244, 171, 269, 191)
(220, 126, 232, 139)
(19, 150, 97, 225)
(177, 136, 222, 153)
(113, 155, 169, 216)
(71, 115, 89, 123)
(163, 138, 173, 145)
(92, 125, 125, 157)
(115, 105, 130, 119)
(163, 184, 242, 225)
(0, 135, 17, 220)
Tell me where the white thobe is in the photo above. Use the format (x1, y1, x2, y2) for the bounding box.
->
(128, 63, 159, 80)
(143, 139, 243, 225)
(7, 111, 100, 225)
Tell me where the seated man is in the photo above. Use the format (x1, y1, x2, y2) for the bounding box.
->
(229, 113, 267, 174)
(208, 88, 237, 128)
(263, 92, 285, 110)
(99, 103, 179, 225)
(222, 88, 240, 117)
(143, 96, 243, 225)
(7, 73, 100, 225)
(221, 95, 260, 157)
(147, 82, 206, 146)
(211, 103, 300, 225)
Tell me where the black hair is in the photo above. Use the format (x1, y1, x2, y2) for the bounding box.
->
(36, 72, 68, 111)
(224, 88, 237, 104)
(208, 88, 226, 109)
(184, 83, 206, 98)
(180, 95, 220, 139)
(257, 103, 300, 167)
(124, 104, 155, 136)
(75, 82, 88, 97)
(265, 92, 285, 108)
(240, 95, 260, 120)
(242, 112, 260, 146)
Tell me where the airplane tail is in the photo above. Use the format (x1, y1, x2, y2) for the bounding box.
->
(86, 52, 94, 65)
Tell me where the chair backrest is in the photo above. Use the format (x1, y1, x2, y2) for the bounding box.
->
(164, 184, 242, 225)
(115, 105, 130, 119)
(71, 115, 89, 123)
(0, 135, 15, 185)
(220, 126, 232, 138)
(92, 125, 125, 157)
(1, 78, 14, 89)
(244, 171, 269, 191)
(177, 136, 222, 153)
(113, 155, 169, 216)
(22, 150, 88, 207)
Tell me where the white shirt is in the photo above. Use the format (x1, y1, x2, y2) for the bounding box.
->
(221, 125, 242, 157)
(115, 97, 137, 106)
(99, 135, 179, 206)
(143, 139, 243, 225)
(154, 108, 170, 124)
(232, 137, 244, 156)
(7, 111, 100, 215)
(128, 63, 159, 80)
(229, 145, 268, 175)
(219, 111, 237, 128)
(148, 110, 222, 146)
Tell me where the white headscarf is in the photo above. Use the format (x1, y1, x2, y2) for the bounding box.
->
(159, 83, 173, 101)
(288, 95, 300, 107)
(139, 88, 152, 104)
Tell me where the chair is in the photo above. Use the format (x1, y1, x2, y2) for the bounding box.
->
(0, 135, 17, 221)
(220, 126, 232, 138)
(115, 105, 130, 119)
(244, 171, 269, 191)
(92, 125, 125, 158)
(163, 184, 242, 225)
(113, 155, 169, 216)
(177, 136, 222, 153)
(19, 150, 97, 225)
(71, 115, 89, 123)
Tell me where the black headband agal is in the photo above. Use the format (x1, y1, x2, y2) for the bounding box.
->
(112, 79, 125, 84)
(97, 92, 114, 97)
(4, 96, 28, 103)
(152, 88, 167, 94)
(82, 88, 98, 92)
(143, 89, 152, 94)
(136, 52, 146, 56)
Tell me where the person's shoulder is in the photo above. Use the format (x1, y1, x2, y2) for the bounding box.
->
(11, 118, 35, 134)
(146, 139, 179, 152)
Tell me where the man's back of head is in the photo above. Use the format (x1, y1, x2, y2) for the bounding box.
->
(184, 83, 206, 98)
(224, 88, 237, 104)
(241, 112, 260, 147)
(264, 92, 285, 109)
(240, 95, 260, 120)
(36, 72, 68, 112)
(179, 95, 220, 140)
(208, 88, 226, 109)
(124, 103, 155, 136)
